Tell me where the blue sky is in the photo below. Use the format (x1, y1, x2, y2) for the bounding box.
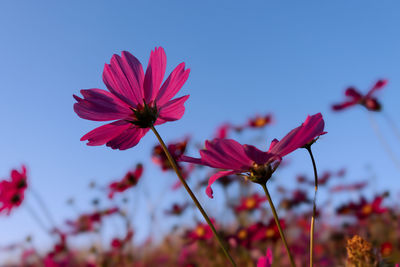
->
(0, 0, 399, 258)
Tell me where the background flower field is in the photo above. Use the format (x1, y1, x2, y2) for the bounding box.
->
(0, 1, 400, 266)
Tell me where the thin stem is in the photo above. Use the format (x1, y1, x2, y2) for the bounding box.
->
(368, 113, 400, 170)
(261, 183, 296, 267)
(306, 146, 318, 267)
(150, 125, 237, 267)
(383, 111, 400, 143)
(24, 203, 50, 235)
(30, 187, 57, 228)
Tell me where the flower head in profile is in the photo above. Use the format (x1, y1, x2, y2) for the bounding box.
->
(108, 164, 143, 198)
(0, 165, 28, 215)
(180, 113, 325, 198)
(332, 79, 387, 112)
(74, 47, 190, 150)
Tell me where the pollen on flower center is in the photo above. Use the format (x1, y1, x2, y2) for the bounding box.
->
(128, 102, 159, 128)
(195, 226, 205, 237)
(245, 198, 256, 209)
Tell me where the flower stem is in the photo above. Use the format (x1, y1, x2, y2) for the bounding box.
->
(306, 146, 318, 267)
(261, 183, 296, 267)
(150, 125, 237, 267)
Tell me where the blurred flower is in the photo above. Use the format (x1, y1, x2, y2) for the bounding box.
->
(74, 47, 190, 150)
(330, 181, 368, 193)
(111, 228, 134, 250)
(280, 190, 310, 210)
(235, 193, 267, 212)
(257, 248, 273, 267)
(336, 195, 387, 219)
(332, 79, 387, 112)
(66, 207, 119, 234)
(380, 241, 393, 257)
(108, 164, 143, 198)
(214, 123, 231, 139)
(180, 113, 325, 198)
(247, 113, 273, 129)
(250, 219, 284, 242)
(0, 165, 28, 215)
(186, 221, 214, 242)
(165, 203, 189, 216)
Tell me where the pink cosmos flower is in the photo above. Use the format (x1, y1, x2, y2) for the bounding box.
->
(108, 164, 143, 198)
(180, 113, 325, 198)
(0, 165, 28, 215)
(74, 47, 190, 150)
(186, 221, 215, 242)
(332, 79, 387, 112)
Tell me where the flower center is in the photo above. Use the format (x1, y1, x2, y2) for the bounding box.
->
(245, 198, 256, 209)
(195, 226, 205, 237)
(361, 204, 372, 215)
(248, 163, 274, 184)
(128, 102, 159, 128)
(266, 228, 275, 238)
(238, 229, 247, 240)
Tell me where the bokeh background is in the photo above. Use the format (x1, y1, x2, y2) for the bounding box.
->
(1, 0, 399, 262)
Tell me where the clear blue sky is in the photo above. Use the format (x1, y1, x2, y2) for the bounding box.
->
(0, 0, 400, 257)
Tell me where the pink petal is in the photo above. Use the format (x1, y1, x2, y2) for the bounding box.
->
(366, 79, 388, 98)
(155, 63, 190, 106)
(156, 95, 190, 124)
(206, 170, 237, 198)
(270, 113, 325, 158)
(73, 89, 131, 121)
(106, 127, 149, 150)
(268, 139, 279, 151)
(143, 47, 166, 103)
(257, 248, 273, 267)
(243, 145, 275, 165)
(80, 120, 131, 146)
(332, 100, 358, 111)
(102, 52, 144, 107)
(179, 155, 205, 165)
(200, 139, 252, 170)
(345, 87, 362, 100)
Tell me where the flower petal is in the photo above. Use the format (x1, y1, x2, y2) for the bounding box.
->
(243, 144, 274, 165)
(106, 127, 149, 150)
(366, 79, 387, 98)
(206, 170, 237, 198)
(102, 52, 144, 107)
(80, 120, 131, 146)
(143, 47, 166, 103)
(156, 95, 190, 125)
(155, 62, 190, 106)
(73, 89, 131, 121)
(270, 113, 325, 157)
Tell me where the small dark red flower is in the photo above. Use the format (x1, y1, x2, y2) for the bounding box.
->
(250, 219, 284, 242)
(235, 193, 267, 212)
(0, 165, 28, 215)
(380, 242, 393, 257)
(247, 113, 273, 129)
(108, 164, 143, 198)
(186, 221, 215, 242)
(336, 195, 387, 219)
(66, 207, 119, 234)
(332, 79, 387, 112)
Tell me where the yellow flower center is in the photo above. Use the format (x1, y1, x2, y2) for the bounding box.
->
(254, 117, 267, 127)
(238, 229, 247, 240)
(266, 229, 275, 237)
(245, 198, 256, 209)
(361, 204, 372, 215)
(195, 226, 205, 237)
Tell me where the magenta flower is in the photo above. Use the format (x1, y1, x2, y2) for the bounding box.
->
(180, 113, 325, 198)
(74, 47, 190, 150)
(0, 165, 28, 215)
(332, 79, 387, 112)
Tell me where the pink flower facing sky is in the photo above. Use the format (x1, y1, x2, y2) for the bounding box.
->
(332, 79, 387, 112)
(180, 113, 325, 198)
(0, 165, 28, 215)
(235, 193, 267, 213)
(74, 47, 190, 150)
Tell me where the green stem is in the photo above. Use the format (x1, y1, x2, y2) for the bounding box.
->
(261, 183, 296, 267)
(306, 146, 318, 267)
(150, 125, 237, 267)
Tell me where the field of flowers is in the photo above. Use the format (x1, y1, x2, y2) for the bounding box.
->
(1, 46, 400, 267)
